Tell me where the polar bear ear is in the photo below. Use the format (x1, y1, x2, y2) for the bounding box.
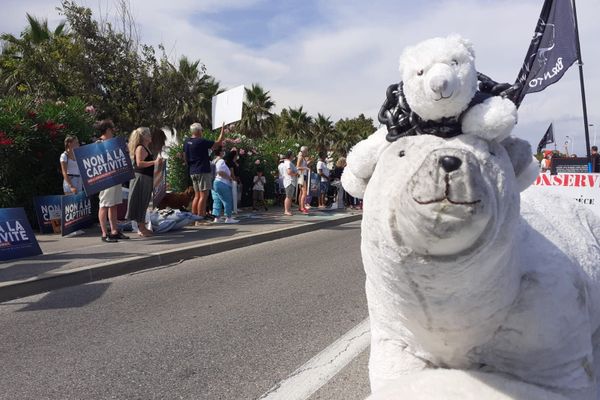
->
(341, 126, 391, 198)
(501, 136, 539, 192)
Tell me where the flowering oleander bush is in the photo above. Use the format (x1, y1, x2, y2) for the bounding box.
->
(0, 95, 95, 223)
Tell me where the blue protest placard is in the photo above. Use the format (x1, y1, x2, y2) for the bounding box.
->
(0, 208, 43, 261)
(153, 161, 167, 206)
(33, 195, 63, 234)
(74, 137, 134, 196)
(61, 192, 94, 236)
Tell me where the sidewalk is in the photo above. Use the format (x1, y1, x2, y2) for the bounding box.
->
(0, 207, 362, 302)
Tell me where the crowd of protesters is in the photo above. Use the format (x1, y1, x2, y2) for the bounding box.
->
(58, 119, 358, 242)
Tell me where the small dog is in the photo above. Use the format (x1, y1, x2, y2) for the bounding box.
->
(158, 186, 195, 210)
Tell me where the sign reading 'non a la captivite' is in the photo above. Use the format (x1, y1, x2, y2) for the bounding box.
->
(0, 208, 42, 261)
(74, 137, 135, 196)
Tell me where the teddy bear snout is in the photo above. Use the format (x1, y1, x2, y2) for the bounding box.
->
(426, 64, 457, 98)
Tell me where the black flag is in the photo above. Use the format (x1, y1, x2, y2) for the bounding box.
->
(511, 0, 578, 107)
(537, 123, 555, 153)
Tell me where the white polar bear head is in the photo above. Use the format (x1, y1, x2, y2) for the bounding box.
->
(400, 34, 477, 122)
(362, 133, 537, 256)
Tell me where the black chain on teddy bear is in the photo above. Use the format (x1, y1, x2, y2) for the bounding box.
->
(379, 73, 519, 143)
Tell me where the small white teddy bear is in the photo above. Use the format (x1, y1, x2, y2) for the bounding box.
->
(343, 35, 600, 400)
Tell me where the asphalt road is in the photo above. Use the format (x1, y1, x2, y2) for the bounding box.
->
(0, 221, 370, 400)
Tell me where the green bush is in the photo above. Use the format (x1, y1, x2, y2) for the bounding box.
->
(0, 95, 95, 224)
(165, 142, 189, 192)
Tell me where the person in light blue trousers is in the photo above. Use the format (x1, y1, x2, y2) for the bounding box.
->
(211, 151, 239, 224)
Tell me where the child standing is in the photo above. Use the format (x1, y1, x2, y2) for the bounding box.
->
(252, 170, 267, 211)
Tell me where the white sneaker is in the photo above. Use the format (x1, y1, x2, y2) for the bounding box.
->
(224, 217, 239, 224)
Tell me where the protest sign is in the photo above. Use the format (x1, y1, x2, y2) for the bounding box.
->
(61, 192, 94, 236)
(153, 161, 167, 206)
(33, 195, 63, 234)
(530, 173, 600, 217)
(212, 85, 245, 130)
(0, 208, 42, 261)
(74, 137, 134, 195)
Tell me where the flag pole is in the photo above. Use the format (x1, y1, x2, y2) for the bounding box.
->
(571, 0, 592, 168)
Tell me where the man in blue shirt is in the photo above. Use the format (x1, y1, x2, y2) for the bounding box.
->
(184, 123, 225, 220)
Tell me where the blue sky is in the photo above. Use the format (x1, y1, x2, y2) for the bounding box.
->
(3, 0, 600, 155)
(203, 0, 324, 49)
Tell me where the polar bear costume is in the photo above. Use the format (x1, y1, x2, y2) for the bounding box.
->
(342, 35, 600, 399)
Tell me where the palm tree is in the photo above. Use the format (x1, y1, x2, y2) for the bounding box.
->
(240, 83, 276, 138)
(24, 13, 67, 44)
(310, 113, 335, 153)
(166, 56, 222, 136)
(279, 106, 313, 144)
(0, 14, 68, 94)
(332, 119, 361, 157)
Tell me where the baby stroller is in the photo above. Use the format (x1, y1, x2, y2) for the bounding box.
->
(325, 182, 338, 207)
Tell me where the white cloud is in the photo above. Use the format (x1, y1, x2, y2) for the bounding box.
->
(3, 0, 599, 154)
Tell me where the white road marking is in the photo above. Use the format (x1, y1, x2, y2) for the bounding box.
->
(258, 318, 370, 400)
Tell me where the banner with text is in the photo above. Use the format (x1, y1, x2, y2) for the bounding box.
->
(74, 137, 134, 195)
(153, 161, 167, 206)
(33, 195, 63, 234)
(61, 192, 94, 236)
(0, 208, 43, 261)
(530, 173, 600, 217)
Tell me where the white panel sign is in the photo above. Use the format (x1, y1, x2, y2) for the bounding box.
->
(212, 85, 245, 130)
(529, 173, 600, 216)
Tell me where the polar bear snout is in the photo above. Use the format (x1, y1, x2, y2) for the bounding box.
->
(409, 149, 485, 207)
(440, 156, 462, 173)
(400, 147, 493, 255)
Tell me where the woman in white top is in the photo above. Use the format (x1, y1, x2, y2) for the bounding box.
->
(59, 135, 82, 194)
(211, 151, 239, 224)
(296, 145, 311, 214)
(283, 150, 299, 216)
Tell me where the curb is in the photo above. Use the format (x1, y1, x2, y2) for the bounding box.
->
(0, 214, 362, 303)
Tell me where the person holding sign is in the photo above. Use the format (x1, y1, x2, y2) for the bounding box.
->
(126, 127, 161, 237)
(96, 120, 129, 243)
(59, 135, 82, 194)
(183, 122, 225, 222)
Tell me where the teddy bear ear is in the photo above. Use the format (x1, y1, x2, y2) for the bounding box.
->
(341, 126, 391, 198)
(501, 136, 539, 192)
(447, 34, 475, 58)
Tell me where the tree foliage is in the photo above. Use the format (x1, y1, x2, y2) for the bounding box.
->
(0, 1, 221, 135)
(239, 83, 276, 139)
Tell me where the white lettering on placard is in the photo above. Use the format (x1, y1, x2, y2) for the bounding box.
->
(0, 220, 29, 243)
(40, 204, 61, 221)
(64, 198, 92, 223)
(83, 149, 128, 178)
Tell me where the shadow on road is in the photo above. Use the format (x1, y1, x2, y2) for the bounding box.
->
(14, 282, 111, 312)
